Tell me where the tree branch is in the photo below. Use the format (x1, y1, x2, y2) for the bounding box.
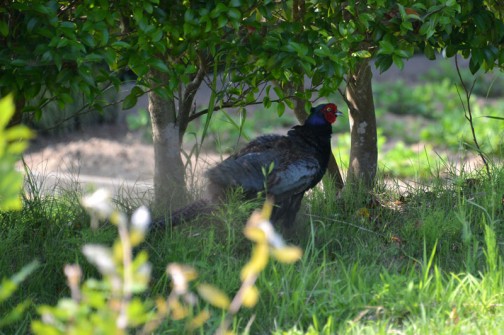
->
(188, 96, 296, 123)
(454, 55, 490, 178)
(178, 53, 208, 140)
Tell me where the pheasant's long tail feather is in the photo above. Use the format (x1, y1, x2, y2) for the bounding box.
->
(151, 199, 216, 228)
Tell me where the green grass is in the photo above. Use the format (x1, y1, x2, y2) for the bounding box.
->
(2, 163, 504, 334)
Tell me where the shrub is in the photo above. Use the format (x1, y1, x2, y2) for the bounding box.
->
(30, 191, 302, 334)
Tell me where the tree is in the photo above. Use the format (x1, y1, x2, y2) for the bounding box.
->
(0, 1, 122, 125)
(272, 0, 504, 187)
(111, 0, 280, 211)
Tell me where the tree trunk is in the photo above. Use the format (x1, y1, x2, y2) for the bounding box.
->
(345, 60, 378, 188)
(327, 153, 344, 189)
(148, 70, 188, 212)
(7, 96, 25, 127)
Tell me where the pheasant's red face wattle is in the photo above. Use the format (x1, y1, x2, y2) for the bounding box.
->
(323, 103, 339, 124)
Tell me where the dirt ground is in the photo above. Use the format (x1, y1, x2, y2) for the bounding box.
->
(23, 124, 154, 182)
(20, 122, 225, 194)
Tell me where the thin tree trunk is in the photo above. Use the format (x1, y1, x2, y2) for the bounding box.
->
(148, 69, 188, 212)
(345, 60, 378, 188)
(327, 153, 344, 189)
(7, 96, 25, 127)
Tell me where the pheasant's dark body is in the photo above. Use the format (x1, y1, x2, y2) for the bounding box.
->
(165, 103, 341, 228)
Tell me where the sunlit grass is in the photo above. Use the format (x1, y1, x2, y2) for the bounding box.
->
(1, 163, 504, 333)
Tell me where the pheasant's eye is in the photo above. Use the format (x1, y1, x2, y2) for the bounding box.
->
(326, 107, 332, 112)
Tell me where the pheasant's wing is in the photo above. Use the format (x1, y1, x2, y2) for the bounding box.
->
(206, 149, 321, 199)
(232, 134, 284, 155)
(206, 150, 278, 195)
(266, 155, 321, 198)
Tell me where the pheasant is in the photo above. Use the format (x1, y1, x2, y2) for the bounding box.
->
(157, 103, 342, 228)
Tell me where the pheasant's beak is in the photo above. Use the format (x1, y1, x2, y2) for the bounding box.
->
(335, 111, 343, 117)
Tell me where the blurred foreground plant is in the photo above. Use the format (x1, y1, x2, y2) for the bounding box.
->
(0, 94, 37, 329)
(0, 94, 34, 210)
(31, 190, 302, 334)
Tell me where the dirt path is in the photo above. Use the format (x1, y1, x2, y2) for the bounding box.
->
(19, 123, 225, 195)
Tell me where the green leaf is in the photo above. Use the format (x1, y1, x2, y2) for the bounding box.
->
(10, 59, 26, 67)
(351, 50, 372, 58)
(469, 53, 481, 74)
(111, 41, 131, 49)
(83, 53, 103, 63)
(0, 280, 16, 303)
(227, 8, 241, 21)
(60, 21, 76, 29)
(392, 54, 404, 70)
(0, 168, 23, 211)
(264, 95, 271, 108)
(0, 20, 8, 37)
(144, 2, 153, 14)
(378, 40, 395, 55)
(102, 48, 117, 66)
(397, 3, 407, 19)
(0, 94, 15, 128)
(27, 17, 38, 32)
(285, 99, 294, 110)
(276, 102, 285, 117)
(444, 45, 457, 58)
(123, 92, 138, 110)
(217, 15, 228, 28)
(59, 93, 74, 105)
(151, 29, 163, 43)
(5, 126, 34, 142)
(287, 41, 308, 56)
(424, 45, 436, 60)
(358, 13, 374, 29)
(100, 28, 109, 46)
(184, 65, 197, 74)
(33, 4, 51, 15)
(6, 141, 29, 155)
(78, 67, 95, 87)
(56, 38, 69, 48)
(184, 9, 195, 23)
(375, 54, 393, 73)
(273, 86, 284, 100)
(82, 34, 96, 48)
(149, 59, 169, 73)
(395, 49, 411, 58)
(400, 20, 413, 32)
(419, 20, 435, 39)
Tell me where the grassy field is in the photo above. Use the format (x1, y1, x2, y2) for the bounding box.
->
(1, 160, 504, 334)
